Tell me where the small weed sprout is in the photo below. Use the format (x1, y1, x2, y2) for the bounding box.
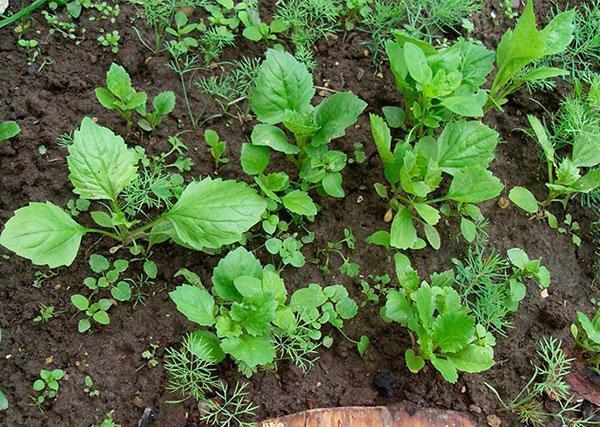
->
(97, 30, 121, 54)
(84, 375, 100, 398)
(32, 369, 65, 406)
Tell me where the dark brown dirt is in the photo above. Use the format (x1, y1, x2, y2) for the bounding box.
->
(0, 1, 598, 426)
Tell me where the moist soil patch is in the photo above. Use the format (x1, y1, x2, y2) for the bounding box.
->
(0, 1, 598, 426)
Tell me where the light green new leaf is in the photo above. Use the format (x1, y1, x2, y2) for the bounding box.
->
(431, 313, 474, 353)
(572, 168, 600, 193)
(0, 388, 7, 411)
(153, 91, 176, 115)
(460, 217, 477, 242)
(250, 49, 315, 124)
(212, 247, 263, 302)
(431, 356, 458, 383)
(106, 63, 132, 99)
(508, 186, 539, 213)
(572, 133, 600, 168)
(404, 42, 432, 85)
(437, 121, 499, 175)
(440, 90, 487, 117)
(447, 168, 503, 203)
(447, 343, 494, 373)
(577, 312, 600, 344)
(164, 178, 266, 251)
(322, 172, 345, 198)
(251, 124, 300, 154)
(220, 335, 276, 368)
(311, 92, 367, 146)
(0, 202, 87, 268)
(67, 117, 138, 201)
(412, 283, 435, 330)
(414, 203, 440, 225)
(281, 190, 317, 216)
(169, 285, 216, 326)
(390, 206, 417, 249)
(405, 349, 425, 373)
(241, 143, 270, 175)
(0, 121, 20, 142)
(385, 290, 413, 325)
(370, 114, 394, 164)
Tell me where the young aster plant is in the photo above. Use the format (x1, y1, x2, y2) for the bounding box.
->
(169, 246, 359, 377)
(383, 253, 496, 383)
(0, 118, 266, 268)
(244, 48, 367, 199)
(367, 115, 503, 251)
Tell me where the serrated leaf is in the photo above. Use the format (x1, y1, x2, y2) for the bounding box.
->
(447, 343, 494, 373)
(281, 190, 317, 216)
(212, 247, 262, 302)
(0, 202, 87, 268)
(67, 117, 138, 201)
(220, 335, 275, 368)
(431, 313, 474, 353)
(311, 92, 367, 146)
(163, 177, 266, 251)
(447, 168, 503, 203)
(169, 285, 216, 326)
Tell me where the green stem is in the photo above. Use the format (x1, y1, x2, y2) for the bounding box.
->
(87, 228, 122, 241)
(0, 0, 47, 29)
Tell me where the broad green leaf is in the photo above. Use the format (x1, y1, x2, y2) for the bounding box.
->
(437, 121, 499, 175)
(460, 218, 477, 242)
(311, 92, 367, 146)
(517, 67, 568, 83)
(507, 248, 529, 269)
(390, 207, 417, 250)
(322, 172, 345, 198)
(572, 168, 600, 193)
(455, 40, 495, 88)
(0, 389, 7, 411)
(169, 285, 216, 326)
(431, 313, 474, 353)
(106, 63, 132, 99)
(189, 330, 226, 363)
(0, 121, 20, 141)
(440, 91, 487, 117)
(153, 91, 176, 115)
(93, 311, 110, 325)
(539, 9, 576, 55)
(414, 203, 440, 225)
(250, 49, 315, 124)
(577, 312, 600, 344)
(572, 133, 600, 168)
(385, 290, 413, 325)
(370, 114, 394, 164)
(212, 247, 262, 302)
(405, 349, 425, 373)
(240, 143, 270, 175)
(447, 344, 494, 373)
(508, 186, 539, 213)
(382, 106, 406, 128)
(220, 335, 276, 367)
(89, 254, 109, 273)
(251, 124, 299, 154)
(163, 178, 266, 251)
(78, 318, 91, 333)
(0, 202, 87, 268)
(404, 42, 432, 85)
(281, 190, 317, 216)
(412, 283, 435, 330)
(67, 117, 138, 201)
(111, 281, 132, 302)
(447, 168, 503, 203)
(357, 335, 370, 356)
(424, 224, 441, 250)
(71, 294, 89, 311)
(366, 230, 390, 247)
(431, 356, 458, 383)
(233, 275, 263, 299)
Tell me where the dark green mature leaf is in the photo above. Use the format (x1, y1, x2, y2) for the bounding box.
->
(220, 335, 276, 367)
(447, 168, 503, 203)
(572, 133, 600, 168)
(163, 178, 266, 251)
(212, 247, 263, 302)
(67, 117, 138, 201)
(0, 202, 87, 268)
(250, 49, 315, 124)
(311, 93, 367, 146)
(404, 42, 432, 85)
(169, 285, 216, 326)
(437, 121, 499, 175)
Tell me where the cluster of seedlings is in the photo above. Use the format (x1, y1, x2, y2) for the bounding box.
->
(0, 0, 599, 425)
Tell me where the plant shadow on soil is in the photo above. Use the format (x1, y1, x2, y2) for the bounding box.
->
(0, 0, 598, 426)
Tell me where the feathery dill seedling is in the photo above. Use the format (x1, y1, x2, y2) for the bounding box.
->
(200, 381, 258, 427)
(165, 43, 202, 129)
(273, 319, 321, 373)
(164, 333, 219, 401)
(358, 0, 408, 62)
(404, 0, 482, 41)
(200, 26, 236, 63)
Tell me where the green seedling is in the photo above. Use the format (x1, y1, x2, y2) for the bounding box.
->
(0, 328, 7, 411)
(33, 304, 57, 323)
(0, 121, 20, 142)
(383, 253, 496, 383)
(245, 49, 367, 199)
(165, 11, 201, 55)
(358, 274, 391, 306)
(97, 30, 120, 54)
(71, 295, 112, 333)
(18, 38, 39, 65)
(32, 369, 65, 405)
(66, 198, 90, 217)
(265, 232, 307, 269)
(142, 343, 159, 368)
(0, 117, 266, 268)
(315, 228, 359, 277)
(239, 9, 288, 41)
(84, 254, 131, 301)
(204, 129, 229, 168)
(84, 375, 100, 397)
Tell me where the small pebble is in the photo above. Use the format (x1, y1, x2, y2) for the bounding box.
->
(469, 404, 482, 414)
(487, 414, 502, 427)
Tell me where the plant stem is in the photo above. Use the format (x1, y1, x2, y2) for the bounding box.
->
(0, 0, 47, 29)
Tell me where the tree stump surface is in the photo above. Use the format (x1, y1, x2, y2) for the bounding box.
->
(259, 404, 476, 427)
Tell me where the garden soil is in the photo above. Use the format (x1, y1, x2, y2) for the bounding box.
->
(0, 0, 598, 426)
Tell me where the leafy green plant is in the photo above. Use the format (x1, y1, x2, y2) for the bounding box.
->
(66, 198, 90, 217)
(97, 30, 120, 54)
(71, 295, 112, 333)
(84, 254, 131, 301)
(0, 120, 20, 142)
(486, 0, 576, 110)
(18, 38, 40, 65)
(239, 8, 288, 42)
(32, 369, 65, 405)
(33, 304, 57, 323)
(265, 232, 307, 269)
(571, 309, 600, 375)
(98, 410, 117, 427)
(368, 115, 503, 252)
(169, 246, 359, 376)
(358, 273, 392, 306)
(204, 129, 230, 168)
(453, 246, 550, 335)
(508, 114, 600, 226)
(486, 337, 596, 427)
(165, 11, 201, 55)
(200, 381, 258, 427)
(245, 49, 367, 199)
(314, 227, 360, 277)
(383, 253, 495, 383)
(383, 33, 494, 134)
(0, 117, 266, 268)
(96, 63, 176, 130)
(142, 343, 160, 368)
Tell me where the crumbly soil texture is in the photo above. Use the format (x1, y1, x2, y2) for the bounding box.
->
(0, 1, 598, 426)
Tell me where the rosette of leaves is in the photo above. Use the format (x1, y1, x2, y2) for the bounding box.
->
(383, 253, 495, 383)
(169, 247, 359, 376)
(243, 48, 367, 199)
(367, 115, 503, 251)
(0, 117, 266, 268)
(383, 33, 495, 134)
(509, 114, 600, 222)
